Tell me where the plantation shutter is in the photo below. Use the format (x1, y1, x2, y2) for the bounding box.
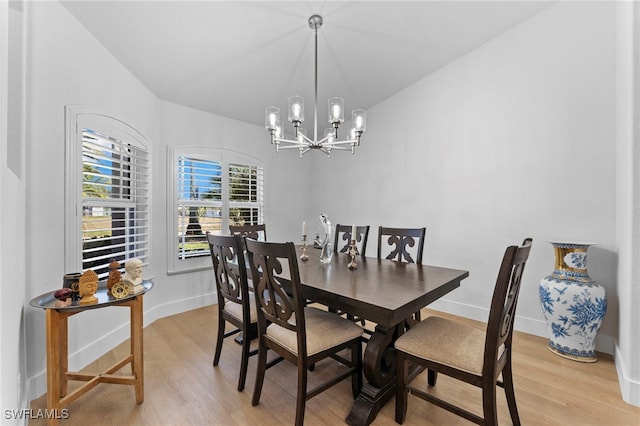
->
(176, 156, 222, 260)
(228, 162, 264, 227)
(81, 128, 149, 278)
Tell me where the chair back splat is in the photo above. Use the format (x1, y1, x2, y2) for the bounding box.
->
(377, 226, 427, 324)
(334, 224, 370, 256)
(484, 238, 532, 383)
(229, 223, 267, 241)
(249, 240, 302, 338)
(377, 226, 426, 264)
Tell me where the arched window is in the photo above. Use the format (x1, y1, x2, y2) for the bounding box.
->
(65, 106, 150, 279)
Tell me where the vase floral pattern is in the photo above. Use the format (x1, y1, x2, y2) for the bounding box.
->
(538, 242, 607, 362)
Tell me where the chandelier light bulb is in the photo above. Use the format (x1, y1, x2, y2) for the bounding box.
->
(353, 109, 366, 132)
(288, 95, 305, 125)
(328, 97, 344, 125)
(332, 105, 340, 120)
(265, 106, 280, 131)
(292, 104, 301, 119)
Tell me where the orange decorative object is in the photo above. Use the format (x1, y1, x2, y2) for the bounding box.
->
(107, 260, 122, 293)
(78, 270, 99, 305)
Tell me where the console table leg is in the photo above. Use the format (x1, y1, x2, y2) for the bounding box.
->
(46, 309, 61, 426)
(130, 296, 144, 404)
(60, 315, 68, 398)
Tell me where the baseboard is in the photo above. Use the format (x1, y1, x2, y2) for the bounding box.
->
(16, 379, 30, 426)
(615, 344, 640, 407)
(27, 291, 216, 401)
(429, 297, 615, 355)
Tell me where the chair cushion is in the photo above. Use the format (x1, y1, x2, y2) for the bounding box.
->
(394, 316, 487, 376)
(223, 292, 257, 324)
(266, 307, 363, 356)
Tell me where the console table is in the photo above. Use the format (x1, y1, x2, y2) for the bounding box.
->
(30, 280, 153, 425)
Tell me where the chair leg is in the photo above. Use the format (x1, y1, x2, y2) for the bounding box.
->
(213, 316, 225, 366)
(295, 361, 308, 426)
(427, 369, 437, 386)
(351, 340, 363, 398)
(237, 325, 251, 392)
(503, 359, 521, 426)
(251, 338, 268, 407)
(395, 351, 408, 424)
(482, 383, 498, 426)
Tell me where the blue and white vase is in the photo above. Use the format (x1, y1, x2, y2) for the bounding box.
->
(538, 242, 607, 362)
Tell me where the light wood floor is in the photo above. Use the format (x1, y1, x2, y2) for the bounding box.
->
(30, 305, 640, 425)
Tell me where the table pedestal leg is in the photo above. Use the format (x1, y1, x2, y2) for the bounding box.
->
(346, 323, 402, 426)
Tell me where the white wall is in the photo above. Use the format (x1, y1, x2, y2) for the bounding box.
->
(1, 1, 28, 423)
(615, 0, 640, 407)
(312, 3, 618, 349)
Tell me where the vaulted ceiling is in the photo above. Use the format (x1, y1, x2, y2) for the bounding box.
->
(62, 1, 553, 128)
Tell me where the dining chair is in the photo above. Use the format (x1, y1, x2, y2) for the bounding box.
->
(207, 233, 258, 392)
(377, 226, 426, 323)
(229, 223, 267, 241)
(333, 224, 370, 256)
(245, 238, 363, 426)
(394, 238, 533, 425)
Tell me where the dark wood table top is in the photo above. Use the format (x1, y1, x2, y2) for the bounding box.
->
(295, 247, 469, 328)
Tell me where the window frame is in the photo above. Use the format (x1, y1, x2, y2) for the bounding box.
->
(64, 106, 151, 278)
(167, 147, 265, 274)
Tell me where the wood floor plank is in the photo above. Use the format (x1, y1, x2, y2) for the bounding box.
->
(29, 305, 640, 425)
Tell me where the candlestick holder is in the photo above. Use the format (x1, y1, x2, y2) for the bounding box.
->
(348, 239, 358, 269)
(300, 235, 309, 261)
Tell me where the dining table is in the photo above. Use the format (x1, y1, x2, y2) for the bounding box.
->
(292, 246, 469, 426)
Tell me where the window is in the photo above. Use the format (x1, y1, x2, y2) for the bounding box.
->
(169, 148, 264, 273)
(65, 107, 150, 279)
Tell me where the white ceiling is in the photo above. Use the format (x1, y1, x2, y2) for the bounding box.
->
(61, 1, 553, 129)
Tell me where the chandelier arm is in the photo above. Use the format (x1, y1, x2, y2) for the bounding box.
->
(299, 147, 312, 157)
(315, 134, 333, 145)
(323, 145, 350, 151)
(322, 139, 358, 147)
(275, 143, 309, 149)
(273, 137, 310, 147)
(300, 132, 313, 145)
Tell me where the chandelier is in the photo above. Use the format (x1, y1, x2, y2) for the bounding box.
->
(265, 15, 366, 157)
